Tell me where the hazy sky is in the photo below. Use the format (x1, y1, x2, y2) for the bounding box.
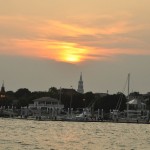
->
(0, 0, 150, 94)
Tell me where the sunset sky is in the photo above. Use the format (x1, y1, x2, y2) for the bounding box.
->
(0, 0, 150, 94)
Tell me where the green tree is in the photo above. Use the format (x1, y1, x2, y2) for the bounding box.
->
(48, 87, 58, 98)
(95, 93, 127, 112)
(83, 92, 95, 108)
(15, 88, 31, 107)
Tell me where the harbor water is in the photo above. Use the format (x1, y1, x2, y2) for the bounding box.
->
(0, 118, 150, 150)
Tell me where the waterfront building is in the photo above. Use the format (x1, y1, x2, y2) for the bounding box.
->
(77, 73, 84, 94)
(23, 97, 64, 119)
(28, 97, 64, 109)
(126, 97, 147, 119)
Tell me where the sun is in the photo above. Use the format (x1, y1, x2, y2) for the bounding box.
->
(59, 42, 87, 63)
(65, 54, 80, 63)
(45, 41, 88, 63)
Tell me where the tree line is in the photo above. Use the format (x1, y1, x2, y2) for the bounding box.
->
(0, 87, 132, 112)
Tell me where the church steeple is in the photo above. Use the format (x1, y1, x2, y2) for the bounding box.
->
(80, 73, 82, 81)
(0, 81, 6, 98)
(77, 73, 84, 94)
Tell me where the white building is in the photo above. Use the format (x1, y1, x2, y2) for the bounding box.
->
(28, 97, 64, 109)
(22, 97, 64, 119)
(126, 98, 147, 120)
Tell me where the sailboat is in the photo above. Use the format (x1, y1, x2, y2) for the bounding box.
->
(113, 73, 149, 123)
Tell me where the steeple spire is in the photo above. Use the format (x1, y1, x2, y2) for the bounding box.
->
(80, 72, 82, 81)
(2, 80, 4, 87)
(0, 80, 6, 98)
(1, 80, 5, 93)
(77, 72, 84, 94)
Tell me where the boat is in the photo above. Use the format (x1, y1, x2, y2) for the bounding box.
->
(112, 73, 150, 123)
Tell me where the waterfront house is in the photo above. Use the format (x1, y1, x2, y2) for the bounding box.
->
(28, 96, 64, 109)
(126, 98, 147, 120)
(21, 97, 64, 119)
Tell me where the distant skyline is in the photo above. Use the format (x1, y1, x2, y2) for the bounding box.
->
(0, 0, 150, 94)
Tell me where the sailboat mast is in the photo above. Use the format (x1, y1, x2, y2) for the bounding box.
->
(59, 87, 62, 104)
(128, 73, 130, 100)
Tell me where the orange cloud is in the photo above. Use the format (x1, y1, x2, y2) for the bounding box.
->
(0, 14, 150, 64)
(0, 38, 91, 63)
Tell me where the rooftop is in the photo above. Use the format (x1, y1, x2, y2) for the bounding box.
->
(33, 97, 59, 103)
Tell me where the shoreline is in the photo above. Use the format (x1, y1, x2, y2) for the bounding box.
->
(1, 116, 150, 125)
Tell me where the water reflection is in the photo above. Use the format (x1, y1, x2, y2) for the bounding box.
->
(0, 118, 150, 150)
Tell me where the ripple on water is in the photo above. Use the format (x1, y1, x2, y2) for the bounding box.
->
(1, 119, 150, 150)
